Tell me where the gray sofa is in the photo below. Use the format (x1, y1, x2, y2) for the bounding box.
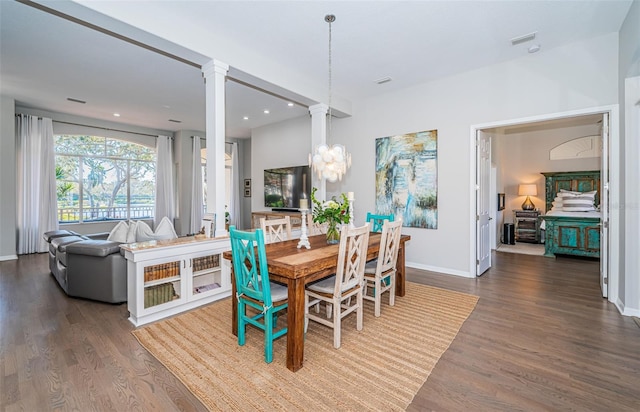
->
(44, 230, 127, 303)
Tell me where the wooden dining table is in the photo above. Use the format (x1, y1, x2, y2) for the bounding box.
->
(222, 232, 411, 372)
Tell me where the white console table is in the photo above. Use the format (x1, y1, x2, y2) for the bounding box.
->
(121, 235, 231, 327)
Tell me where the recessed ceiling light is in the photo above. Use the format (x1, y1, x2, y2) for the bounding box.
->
(263, 110, 270, 114)
(67, 97, 86, 104)
(528, 44, 541, 53)
(287, 102, 294, 107)
(113, 113, 120, 117)
(374, 76, 392, 85)
(243, 116, 249, 120)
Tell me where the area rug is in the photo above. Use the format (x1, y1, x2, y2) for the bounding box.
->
(132, 282, 478, 411)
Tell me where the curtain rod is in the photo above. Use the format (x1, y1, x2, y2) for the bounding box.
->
(52, 120, 162, 138)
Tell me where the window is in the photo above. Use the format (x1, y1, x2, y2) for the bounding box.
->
(55, 135, 156, 223)
(199, 147, 232, 213)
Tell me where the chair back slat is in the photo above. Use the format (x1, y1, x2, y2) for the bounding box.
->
(334, 223, 370, 296)
(260, 216, 292, 243)
(377, 219, 403, 274)
(307, 213, 328, 235)
(366, 212, 395, 233)
(229, 226, 272, 305)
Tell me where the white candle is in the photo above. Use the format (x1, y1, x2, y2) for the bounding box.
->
(347, 191, 354, 201)
(299, 199, 309, 209)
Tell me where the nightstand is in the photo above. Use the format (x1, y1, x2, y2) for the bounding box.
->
(513, 210, 541, 243)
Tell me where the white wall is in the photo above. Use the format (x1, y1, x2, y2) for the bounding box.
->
(0, 96, 17, 260)
(251, 115, 311, 214)
(351, 33, 618, 276)
(254, 33, 619, 277)
(619, 0, 640, 315)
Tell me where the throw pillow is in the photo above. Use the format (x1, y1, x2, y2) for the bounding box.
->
(135, 217, 178, 242)
(561, 190, 597, 212)
(155, 216, 178, 239)
(126, 220, 139, 243)
(559, 189, 597, 197)
(107, 220, 129, 243)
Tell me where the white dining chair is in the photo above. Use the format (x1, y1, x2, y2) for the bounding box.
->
(307, 213, 328, 236)
(363, 219, 402, 317)
(304, 223, 370, 348)
(260, 216, 292, 243)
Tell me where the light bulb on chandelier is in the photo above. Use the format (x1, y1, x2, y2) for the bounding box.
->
(309, 14, 351, 183)
(310, 143, 352, 182)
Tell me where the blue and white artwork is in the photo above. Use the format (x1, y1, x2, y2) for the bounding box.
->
(375, 130, 437, 229)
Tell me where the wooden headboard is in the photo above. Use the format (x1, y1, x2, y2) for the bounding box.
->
(540, 170, 601, 211)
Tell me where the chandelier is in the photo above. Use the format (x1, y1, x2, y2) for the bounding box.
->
(310, 14, 352, 183)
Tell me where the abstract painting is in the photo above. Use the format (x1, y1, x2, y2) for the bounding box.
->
(375, 130, 437, 229)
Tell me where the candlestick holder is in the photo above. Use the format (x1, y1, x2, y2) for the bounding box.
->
(348, 199, 355, 228)
(297, 208, 311, 249)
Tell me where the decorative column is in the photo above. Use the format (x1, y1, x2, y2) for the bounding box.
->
(202, 59, 229, 237)
(309, 103, 328, 201)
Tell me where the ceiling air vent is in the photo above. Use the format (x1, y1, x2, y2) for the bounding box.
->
(168, 119, 182, 123)
(510, 32, 537, 46)
(374, 76, 392, 85)
(67, 97, 86, 104)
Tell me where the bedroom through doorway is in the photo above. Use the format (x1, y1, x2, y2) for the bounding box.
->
(471, 105, 618, 301)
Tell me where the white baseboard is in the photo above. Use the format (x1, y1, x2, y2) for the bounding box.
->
(622, 303, 640, 318)
(614, 297, 640, 317)
(406, 261, 473, 278)
(0, 254, 18, 261)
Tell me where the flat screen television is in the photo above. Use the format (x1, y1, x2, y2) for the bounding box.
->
(264, 165, 311, 210)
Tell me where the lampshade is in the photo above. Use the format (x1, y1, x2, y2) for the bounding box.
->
(309, 14, 351, 183)
(518, 184, 537, 196)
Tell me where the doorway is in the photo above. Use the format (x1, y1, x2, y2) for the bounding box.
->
(471, 105, 619, 302)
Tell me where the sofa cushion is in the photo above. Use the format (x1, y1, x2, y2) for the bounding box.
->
(51, 235, 86, 251)
(65, 240, 122, 257)
(43, 230, 78, 242)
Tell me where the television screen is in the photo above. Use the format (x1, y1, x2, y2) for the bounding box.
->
(264, 165, 311, 209)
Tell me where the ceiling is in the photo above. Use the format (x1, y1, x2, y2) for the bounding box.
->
(0, 1, 633, 138)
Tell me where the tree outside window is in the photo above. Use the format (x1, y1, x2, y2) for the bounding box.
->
(55, 135, 156, 223)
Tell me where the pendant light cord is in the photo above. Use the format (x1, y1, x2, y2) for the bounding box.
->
(326, 14, 335, 144)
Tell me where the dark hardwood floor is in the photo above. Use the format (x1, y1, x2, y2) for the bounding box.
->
(1, 251, 639, 411)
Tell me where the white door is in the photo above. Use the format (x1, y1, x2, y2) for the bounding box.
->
(476, 131, 491, 275)
(600, 113, 609, 298)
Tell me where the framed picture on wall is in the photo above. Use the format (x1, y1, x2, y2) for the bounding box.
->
(497, 193, 505, 211)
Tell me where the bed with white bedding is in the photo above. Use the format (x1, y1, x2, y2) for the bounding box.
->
(540, 171, 601, 258)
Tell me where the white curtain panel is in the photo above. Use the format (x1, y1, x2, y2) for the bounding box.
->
(16, 114, 58, 254)
(154, 135, 175, 226)
(230, 142, 241, 228)
(190, 136, 203, 234)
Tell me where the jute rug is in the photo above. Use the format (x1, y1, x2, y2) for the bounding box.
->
(132, 282, 478, 411)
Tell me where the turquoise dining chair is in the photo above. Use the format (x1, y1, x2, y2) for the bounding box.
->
(365, 212, 395, 286)
(229, 226, 288, 363)
(366, 212, 395, 233)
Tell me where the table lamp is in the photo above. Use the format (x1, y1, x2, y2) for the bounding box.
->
(518, 184, 537, 211)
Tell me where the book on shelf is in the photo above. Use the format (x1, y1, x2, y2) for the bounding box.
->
(144, 283, 176, 308)
(194, 283, 221, 294)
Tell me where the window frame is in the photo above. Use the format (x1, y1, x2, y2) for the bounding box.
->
(55, 134, 156, 224)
